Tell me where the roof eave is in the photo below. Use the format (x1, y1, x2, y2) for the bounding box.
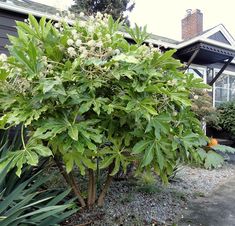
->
(0, 2, 56, 20)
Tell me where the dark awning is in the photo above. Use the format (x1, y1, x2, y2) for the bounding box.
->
(175, 41, 235, 65)
(175, 41, 235, 85)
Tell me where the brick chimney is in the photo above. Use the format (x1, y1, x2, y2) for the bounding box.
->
(181, 9, 203, 40)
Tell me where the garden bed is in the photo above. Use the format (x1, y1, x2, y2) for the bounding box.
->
(64, 163, 235, 226)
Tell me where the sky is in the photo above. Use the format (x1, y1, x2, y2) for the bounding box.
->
(35, 0, 235, 41)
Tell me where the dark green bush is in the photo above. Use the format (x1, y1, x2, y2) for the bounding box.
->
(217, 101, 235, 140)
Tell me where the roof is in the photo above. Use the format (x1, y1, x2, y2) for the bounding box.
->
(149, 33, 179, 45)
(176, 24, 235, 64)
(0, 0, 59, 17)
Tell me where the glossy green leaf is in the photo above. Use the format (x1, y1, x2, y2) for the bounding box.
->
(68, 125, 78, 141)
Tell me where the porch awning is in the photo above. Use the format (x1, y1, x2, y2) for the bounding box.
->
(175, 41, 235, 85)
(175, 42, 235, 65)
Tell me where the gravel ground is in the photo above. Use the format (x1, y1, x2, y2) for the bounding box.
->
(66, 163, 235, 226)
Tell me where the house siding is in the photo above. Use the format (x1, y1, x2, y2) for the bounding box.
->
(0, 8, 26, 54)
(208, 31, 231, 45)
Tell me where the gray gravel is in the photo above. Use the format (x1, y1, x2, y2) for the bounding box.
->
(69, 163, 235, 226)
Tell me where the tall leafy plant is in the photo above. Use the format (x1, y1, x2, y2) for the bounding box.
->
(0, 130, 77, 225)
(0, 13, 209, 207)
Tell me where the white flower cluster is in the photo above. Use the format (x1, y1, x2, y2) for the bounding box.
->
(67, 47, 77, 57)
(54, 11, 75, 21)
(53, 11, 121, 61)
(39, 56, 56, 76)
(0, 53, 9, 71)
(0, 53, 7, 62)
(167, 79, 177, 86)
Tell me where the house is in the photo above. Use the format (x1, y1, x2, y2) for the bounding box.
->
(1, 2, 235, 108)
(146, 9, 235, 108)
(0, 0, 59, 55)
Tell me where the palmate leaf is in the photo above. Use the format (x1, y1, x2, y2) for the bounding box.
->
(142, 142, 155, 166)
(132, 140, 152, 154)
(99, 137, 131, 176)
(211, 144, 235, 154)
(63, 150, 96, 174)
(1, 139, 53, 177)
(145, 113, 172, 139)
(125, 23, 149, 45)
(110, 158, 120, 176)
(68, 125, 78, 141)
(204, 150, 224, 169)
(29, 145, 52, 157)
(99, 156, 115, 169)
(33, 118, 68, 139)
(170, 92, 191, 106)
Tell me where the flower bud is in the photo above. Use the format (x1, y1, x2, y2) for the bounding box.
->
(67, 39, 74, 46)
(75, 39, 82, 46)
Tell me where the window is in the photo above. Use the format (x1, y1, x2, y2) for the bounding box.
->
(214, 73, 235, 107)
(187, 67, 206, 83)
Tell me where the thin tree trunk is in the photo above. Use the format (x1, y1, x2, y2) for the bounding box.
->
(68, 172, 86, 207)
(97, 162, 114, 207)
(54, 156, 86, 207)
(91, 170, 96, 204)
(54, 156, 71, 186)
(87, 169, 96, 207)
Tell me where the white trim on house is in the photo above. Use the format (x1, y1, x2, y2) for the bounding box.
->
(144, 24, 235, 52)
(200, 24, 235, 46)
(0, 2, 54, 18)
(213, 69, 235, 106)
(177, 36, 235, 51)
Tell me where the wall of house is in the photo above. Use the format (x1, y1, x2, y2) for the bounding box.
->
(0, 8, 25, 54)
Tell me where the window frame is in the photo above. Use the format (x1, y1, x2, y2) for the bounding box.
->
(213, 69, 235, 107)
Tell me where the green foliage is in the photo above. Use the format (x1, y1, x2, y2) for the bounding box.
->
(135, 171, 161, 194)
(0, 130, 77, 226)
(0, 167, 77, 226)
(70, 0, 135, 24)
(191, 88, 218, 126)
(197, 144, 235, 169)
(125, 24, 149, 45)
(0, 14, 209, 204)
(216, 101, 235, 139)
(212, 144, 235, 154)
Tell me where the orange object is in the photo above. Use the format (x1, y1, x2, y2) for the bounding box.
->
(208, 138, 218, 147)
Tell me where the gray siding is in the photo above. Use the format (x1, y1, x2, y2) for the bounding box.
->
(0, 8, 25, 54)
(208, 31, 231, 45)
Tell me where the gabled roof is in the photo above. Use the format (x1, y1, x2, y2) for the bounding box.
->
(176, 24, 235, 50)
(142, 24, 235, 53)
(174, 24, 235, 66)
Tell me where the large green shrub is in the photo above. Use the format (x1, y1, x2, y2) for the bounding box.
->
(0, 13, 209, 207)
(216, 101, 235, 139)
(191, 88, 218, 126)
